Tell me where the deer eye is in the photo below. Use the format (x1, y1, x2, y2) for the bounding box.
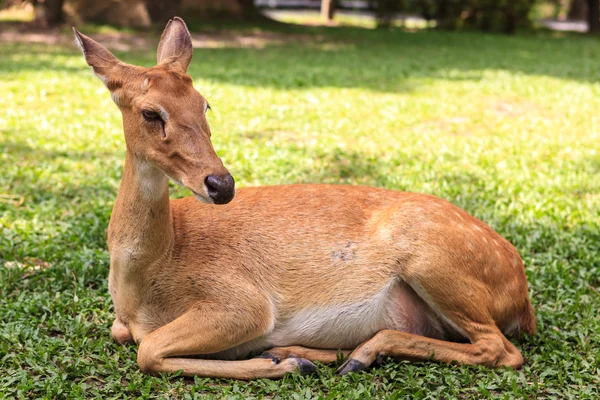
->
(142, 110, 161, 121)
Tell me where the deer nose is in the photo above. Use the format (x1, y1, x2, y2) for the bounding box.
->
(204, 174, 235, 204)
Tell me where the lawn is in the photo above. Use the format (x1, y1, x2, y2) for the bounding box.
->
(1, 19, 599, 399)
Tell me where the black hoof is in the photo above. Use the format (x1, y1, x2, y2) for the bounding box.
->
(291, 357, 317, 374)
(336, 359, 368, 375)
(257, 352, 281, 364)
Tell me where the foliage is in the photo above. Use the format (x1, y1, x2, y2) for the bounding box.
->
(1, 22, 600, 398)
(371, 0, 537, 33)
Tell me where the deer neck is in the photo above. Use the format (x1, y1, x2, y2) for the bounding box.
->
(108, 150, 173, 276)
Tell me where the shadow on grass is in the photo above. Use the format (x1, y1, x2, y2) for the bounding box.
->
(0, 140, 118, 162)
(190, 28, 600, 91)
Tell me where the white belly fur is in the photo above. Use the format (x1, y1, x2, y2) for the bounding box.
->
(266, 280, 400, 349)
(212, 279, 441, 360)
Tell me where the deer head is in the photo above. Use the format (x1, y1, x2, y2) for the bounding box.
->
(73, 18, 235, 205)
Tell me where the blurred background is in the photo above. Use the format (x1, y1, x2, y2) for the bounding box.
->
(0, 0, 598, 32)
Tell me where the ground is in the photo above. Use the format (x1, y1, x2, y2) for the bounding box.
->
(0, 15, 599, 400)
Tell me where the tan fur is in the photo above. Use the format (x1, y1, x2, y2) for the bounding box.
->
(74, 18, 536, 380)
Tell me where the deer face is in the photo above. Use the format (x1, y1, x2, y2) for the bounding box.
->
(74, 18, 235, 205)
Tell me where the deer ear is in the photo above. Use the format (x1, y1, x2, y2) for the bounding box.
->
(73, 27, 123, 87)
(156, 17, 193, 73)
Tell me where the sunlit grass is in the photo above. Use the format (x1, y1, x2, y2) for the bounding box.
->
(0, 4, 34, 22)
(1, 23, 599, 399)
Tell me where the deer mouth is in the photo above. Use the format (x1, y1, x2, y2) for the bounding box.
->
(192, 190, 214, 204)
(164, 171, 234, 205)
(164, 173, 212, 203)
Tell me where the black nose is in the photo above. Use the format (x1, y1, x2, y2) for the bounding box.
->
(204, 174, 235, 204)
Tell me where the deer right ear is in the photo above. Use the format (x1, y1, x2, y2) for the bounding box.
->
(156, 17, 193, 73)
(73, 27, 123, 87)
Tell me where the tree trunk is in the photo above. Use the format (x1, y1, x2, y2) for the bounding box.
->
(502, 2, 518, 34)
(237, 0, 259, 18)
(180, 0, 263, 20)
(321, 0, 336, 23)
(146, 0, 183, 25)
(374, 0, 400, 28)
(34, 0, 65, 26)
(70, 0, 151, 28)
(568, 0, 588, 19)
(436, 0, 460, 30)
(589, 0, 600, 32)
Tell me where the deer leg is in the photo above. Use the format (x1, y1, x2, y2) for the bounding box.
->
(259, 346, 351, 364)
(338, 262, 525, 375)
(337, 328, 523, 375)
(111, 317, 134, 345)
(136, 303, 317, 380)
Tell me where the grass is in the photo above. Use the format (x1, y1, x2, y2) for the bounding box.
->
(1, 19, 599, 399)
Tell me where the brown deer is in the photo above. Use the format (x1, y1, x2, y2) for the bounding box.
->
(73, 18, 536, 380)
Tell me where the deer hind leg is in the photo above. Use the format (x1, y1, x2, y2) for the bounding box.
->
(337, 328, 523, 375)
(338, 263, 525, 374)
(259, 346, 351, 364)
(135, 300, 317, 380)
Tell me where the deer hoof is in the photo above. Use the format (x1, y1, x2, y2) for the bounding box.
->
(336, 359, 367, 375)
(290, 357, 317, 374)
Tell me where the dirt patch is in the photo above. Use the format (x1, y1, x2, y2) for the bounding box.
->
(0, 22, 324, 51)
(490, 98, 539, 118)
(0, 29, 153, 51)
(192, 31, 325, 49)
(417, 116, 474, 136)
(3, 257, 52, 280)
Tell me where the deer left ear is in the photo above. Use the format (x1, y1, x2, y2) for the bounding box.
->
(156, 17, 193, 73)
(73, 27, 125, 87)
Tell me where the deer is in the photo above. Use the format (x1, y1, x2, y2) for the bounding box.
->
(73, 17, 536, 380)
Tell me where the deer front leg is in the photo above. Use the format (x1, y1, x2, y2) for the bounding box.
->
(260, 346, 351, 364)
(135, 301, 317, 380)
(111, 317, 134, 345)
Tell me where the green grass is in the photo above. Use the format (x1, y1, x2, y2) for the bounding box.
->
(1, 22, 600, 399)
